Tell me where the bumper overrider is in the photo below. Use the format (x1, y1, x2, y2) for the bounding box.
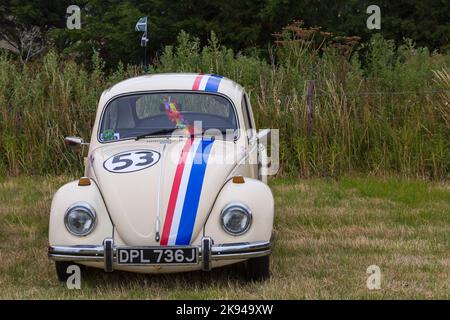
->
(48, 237, 272, 272)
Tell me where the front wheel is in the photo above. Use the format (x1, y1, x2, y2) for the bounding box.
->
(55, 261, 85, 282)
(245, 255, 270, 281)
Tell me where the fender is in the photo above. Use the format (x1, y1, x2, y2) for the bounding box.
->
(203, 177, 274, 244)
(49, 180, 113, 246)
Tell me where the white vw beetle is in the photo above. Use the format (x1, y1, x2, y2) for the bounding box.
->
(48, 73, 274, 281)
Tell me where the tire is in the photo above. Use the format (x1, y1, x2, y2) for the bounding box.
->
(55, 261, 85, 282)
(246, 255, 270, 281)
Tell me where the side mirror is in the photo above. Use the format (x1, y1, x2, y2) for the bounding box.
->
(256, 129, 270, 141)
(65, 136, 88, 149)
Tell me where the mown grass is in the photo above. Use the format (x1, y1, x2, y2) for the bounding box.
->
(0, 176, 448, 299)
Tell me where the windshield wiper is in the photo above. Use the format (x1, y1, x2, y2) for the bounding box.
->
(136, 128, 236, 141)
(191, 128, 237, 140)
(135, 128, 177, 140)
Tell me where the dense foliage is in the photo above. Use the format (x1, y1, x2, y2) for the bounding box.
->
(1, 0, 449, 67)
(0, 32, 448, 178)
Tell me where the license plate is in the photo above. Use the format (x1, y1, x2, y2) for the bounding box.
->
(117, 247, 198, 265)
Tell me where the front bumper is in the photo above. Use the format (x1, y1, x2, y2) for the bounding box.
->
(48, 237, 271, 272)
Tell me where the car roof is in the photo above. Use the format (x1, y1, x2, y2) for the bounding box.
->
(100, 73, 245, 103)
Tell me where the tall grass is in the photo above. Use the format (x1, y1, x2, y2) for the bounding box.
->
(0, 32, 449, 178)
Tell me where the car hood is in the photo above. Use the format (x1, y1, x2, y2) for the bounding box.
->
(90, 138, 238, 246)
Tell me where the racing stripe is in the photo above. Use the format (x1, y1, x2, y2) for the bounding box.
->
(192, 73, 204, 91)
(167, 139, 201, 245)
(204, 74, 223, 92)
(198, 75, 209, 90)
(160, 138, 193, 245)
(192, 74, 223, 92)
(175, 138, 214, 245)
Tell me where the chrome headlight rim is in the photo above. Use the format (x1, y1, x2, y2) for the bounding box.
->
(220, 202, 252, 236)
(64, 202, 97, 237)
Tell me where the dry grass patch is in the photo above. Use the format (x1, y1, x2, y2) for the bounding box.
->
(0, 175, 448, 299)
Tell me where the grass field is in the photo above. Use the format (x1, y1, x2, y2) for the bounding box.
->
(0, 175, 448, 299)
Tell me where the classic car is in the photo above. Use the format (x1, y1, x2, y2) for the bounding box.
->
(48, 73, 274, 281)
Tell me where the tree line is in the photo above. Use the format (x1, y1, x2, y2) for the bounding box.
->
(1, 0, 449, 68)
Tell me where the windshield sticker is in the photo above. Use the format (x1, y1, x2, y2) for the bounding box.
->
(101, 130, 120, 141)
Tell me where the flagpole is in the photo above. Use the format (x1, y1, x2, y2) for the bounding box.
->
(135, 16, 149, 74)
(144, 39, 147, 74)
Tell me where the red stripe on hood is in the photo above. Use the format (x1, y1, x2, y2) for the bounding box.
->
(160, 138, 194, 245)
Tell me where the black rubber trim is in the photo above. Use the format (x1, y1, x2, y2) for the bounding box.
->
(104, 239, 113, 272)
(202, 237, 212, 271)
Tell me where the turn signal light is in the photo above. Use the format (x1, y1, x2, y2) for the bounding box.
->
(232, 176, 245, 184)
(78, 177, 91, 186)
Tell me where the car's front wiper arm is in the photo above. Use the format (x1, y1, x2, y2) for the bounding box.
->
(135, 128, 177, 140)
(190, 129, 237, 140)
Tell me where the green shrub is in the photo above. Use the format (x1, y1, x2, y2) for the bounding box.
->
(0, 33, 448, 179)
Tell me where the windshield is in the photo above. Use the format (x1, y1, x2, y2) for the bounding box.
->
(98, 92, 238, 142)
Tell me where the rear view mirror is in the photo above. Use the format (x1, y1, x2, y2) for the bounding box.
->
(64, 136, 88, 149)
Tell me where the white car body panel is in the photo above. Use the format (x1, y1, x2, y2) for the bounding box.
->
(48, 73, 274, 274)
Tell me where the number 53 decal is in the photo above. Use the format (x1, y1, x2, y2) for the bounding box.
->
(103, 150, 161, 173)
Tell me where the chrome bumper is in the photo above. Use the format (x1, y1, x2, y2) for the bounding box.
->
(48, 237, 271, 272)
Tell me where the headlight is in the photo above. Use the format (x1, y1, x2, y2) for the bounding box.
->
(64, 202, 96, 236)
(220, 202, 252, 235)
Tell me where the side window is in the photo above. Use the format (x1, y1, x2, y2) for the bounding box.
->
(241, 94, 254, 139)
